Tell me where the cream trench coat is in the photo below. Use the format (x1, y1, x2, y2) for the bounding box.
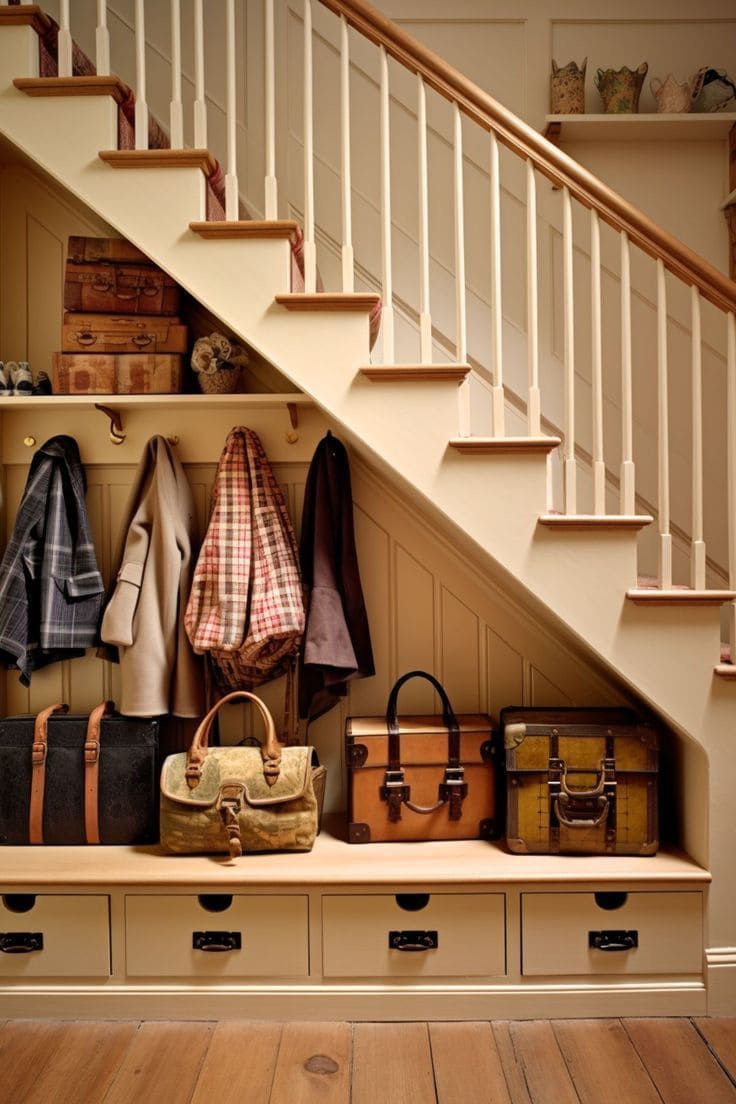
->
(100, 435, 204, 717)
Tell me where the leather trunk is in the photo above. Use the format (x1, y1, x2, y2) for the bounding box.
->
(63, 260, 181, 315)
(52, 351, 183, 394)
(67, 236, 152, 266)
(0, 710, 159, 845)
(345, 671, 499, 844)
(502, 706, 659, 856)
(62, 313, 188, 354)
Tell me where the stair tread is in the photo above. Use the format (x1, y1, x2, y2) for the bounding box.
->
(275, 292, 381, 311)
(449, 436, 561, 454)
(627, 587, 736, 605)
(14, 75, 129, 102)
(360, 363, 470, 381)
(0, 5, 52, 33)
(539, 513, 653, 530)
(99, 149, 218, 176)
(189, 220, 299, 239)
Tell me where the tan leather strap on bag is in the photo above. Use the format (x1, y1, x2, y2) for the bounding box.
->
(28, 703, 69, 844)
(186, 690, 283, 789)
(84, 701, 115, 844)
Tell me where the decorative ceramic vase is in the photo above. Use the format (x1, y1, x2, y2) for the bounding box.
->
(550, 57, 587, 114)
(595, 62, 648, 113)
(650, 74, 693, 114)
(689, 67, 736, 113)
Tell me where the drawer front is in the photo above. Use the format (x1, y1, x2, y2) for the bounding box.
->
(322, 893, 506, 978)
(125, 894, 309, 977)
(0, 894, 110, 977)
(522, 891, 703, 976)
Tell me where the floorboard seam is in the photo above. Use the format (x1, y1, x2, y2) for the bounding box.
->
(689, 1018, 736, 1089)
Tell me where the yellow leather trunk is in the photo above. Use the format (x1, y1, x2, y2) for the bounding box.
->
(502, 707, 659, 856)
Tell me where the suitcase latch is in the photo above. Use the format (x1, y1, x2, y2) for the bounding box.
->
(380, 770, 410, 822)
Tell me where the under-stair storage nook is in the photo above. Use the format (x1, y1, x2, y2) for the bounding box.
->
(0, 2, 734, 1020)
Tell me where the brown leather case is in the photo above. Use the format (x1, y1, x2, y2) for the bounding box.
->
(62, 313, 188, 354)
(67, 236, 152, 266)
(63, 261, 181, 315)
(502, 706, 659, 856)
(51, 351, 183, 394)
(345, 670, 499, 844)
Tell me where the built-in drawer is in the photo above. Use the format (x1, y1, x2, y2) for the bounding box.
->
(322, 892, 506, 977)
(125, 894, 309, 977)
(0, 893, 110, 977)
(521, 890, 703, 976)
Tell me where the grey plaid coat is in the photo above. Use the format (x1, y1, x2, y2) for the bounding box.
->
(0, 435, 103, 684)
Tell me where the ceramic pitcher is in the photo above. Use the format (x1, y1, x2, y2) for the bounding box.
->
(595, 62, 648, 113)
(650, 73, 693, 114)
(550, 57, 587, 114)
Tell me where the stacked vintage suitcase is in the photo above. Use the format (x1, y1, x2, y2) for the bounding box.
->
(52, 236, 187, 394)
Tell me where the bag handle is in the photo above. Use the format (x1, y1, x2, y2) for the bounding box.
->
(186, 690, 283, 790)
(28, 702, 69, 845)
(386, 670, 460, 770)
(84, 701, 115, 845)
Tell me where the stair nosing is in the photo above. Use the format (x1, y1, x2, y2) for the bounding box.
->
(360, 364, 470, 382)
(449, 435, 561, 454)
(189, 220, 299, 240)
(538, 513, 653, 530)
(14, 75, 128, 103)
(1, 7, 55, 33)
(275, 292, 381, 312)
(627, 588, 736, 605)
(99, 149, 218, 177)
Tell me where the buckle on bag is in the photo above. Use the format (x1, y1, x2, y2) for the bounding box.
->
(217, 783, 246, 857)
(380, 770, 410, 822)
(439, 766, 467, 821)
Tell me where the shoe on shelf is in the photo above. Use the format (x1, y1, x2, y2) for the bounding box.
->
(32, 371, 53, 396)
(11, 361, 33, 396)
(0, 361, 10, 394)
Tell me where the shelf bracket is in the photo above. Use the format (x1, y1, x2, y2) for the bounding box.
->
(94, 403, 126, 445)
(286, 402, 299, 444)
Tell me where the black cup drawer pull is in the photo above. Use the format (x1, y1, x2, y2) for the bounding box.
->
(0, 932, 43, 954)
(589, 929, 638, 952)
(389, 930, 439, 952)
(192, 931, 242, 952)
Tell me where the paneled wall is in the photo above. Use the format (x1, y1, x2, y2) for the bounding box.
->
(0, 157, 638, 818)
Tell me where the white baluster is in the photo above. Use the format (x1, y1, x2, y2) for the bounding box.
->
(58, 0, 72, 78)
(264, 0, 278, 219)
(340, 15, 354, 292)
(134, 0, 148, 151)
(224, 0, 238, 220)
(590, 209, 605, 514)
(620, 231, 635, 514)
(303, 0, 316, 292)
(417, 75, 431, 362)
(562, 186, 576, 513)
(169, 0, 183, 149)
(691, 286, 706, 590)
(489, 130, 504, 436)
(454, 104, 469, 434)
(96, 0, 110, 76)
(727, 312, 736, 658)
(193, 0, 207, 149)
(379, 45, 394, 361)
(526, 159, 540, 435)
(657, 259, 672, 588)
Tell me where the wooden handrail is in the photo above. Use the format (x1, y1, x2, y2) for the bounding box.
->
(318, 0, 736, 315)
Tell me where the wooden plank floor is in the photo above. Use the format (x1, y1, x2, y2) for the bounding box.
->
(0, 1018, 733, 1103)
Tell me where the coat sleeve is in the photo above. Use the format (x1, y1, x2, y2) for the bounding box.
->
(99, 507, 150, 648)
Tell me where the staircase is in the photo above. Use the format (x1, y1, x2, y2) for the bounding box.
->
(1, 1, 736, 1014)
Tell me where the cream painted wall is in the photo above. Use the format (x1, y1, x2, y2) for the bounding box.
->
(0, 157, 684, 832)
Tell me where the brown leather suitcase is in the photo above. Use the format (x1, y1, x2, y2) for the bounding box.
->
(62, 313, 188, 354)
(345, 670, 499, 844)
(51, 351, 183, 394)
(67, 236, 152, 266)
(64, 261, 181, 315)
(502, 706, 659, 856)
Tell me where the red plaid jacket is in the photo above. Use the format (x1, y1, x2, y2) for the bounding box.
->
(184, 427, 304, 688)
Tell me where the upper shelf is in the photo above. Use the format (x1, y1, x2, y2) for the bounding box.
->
(545, 112, 736, 142)
(0, 392, 309, 413)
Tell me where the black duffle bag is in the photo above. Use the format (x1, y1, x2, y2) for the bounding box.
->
(0, 701, 159, 845)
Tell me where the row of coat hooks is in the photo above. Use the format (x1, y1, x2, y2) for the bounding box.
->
(22, 401, 301, 447)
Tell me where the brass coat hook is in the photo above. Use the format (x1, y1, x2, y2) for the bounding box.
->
(94, 403, 126, 445)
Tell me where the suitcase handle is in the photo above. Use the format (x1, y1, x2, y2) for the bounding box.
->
(554, 793, 610, 828)
(385, 670, 460, 769)
(559, 763, 607, 800)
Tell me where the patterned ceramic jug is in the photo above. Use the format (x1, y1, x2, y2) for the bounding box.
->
(550, 57, 587, 114)
(650, 73, 693, 113)
(595, 62, 648, 113)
